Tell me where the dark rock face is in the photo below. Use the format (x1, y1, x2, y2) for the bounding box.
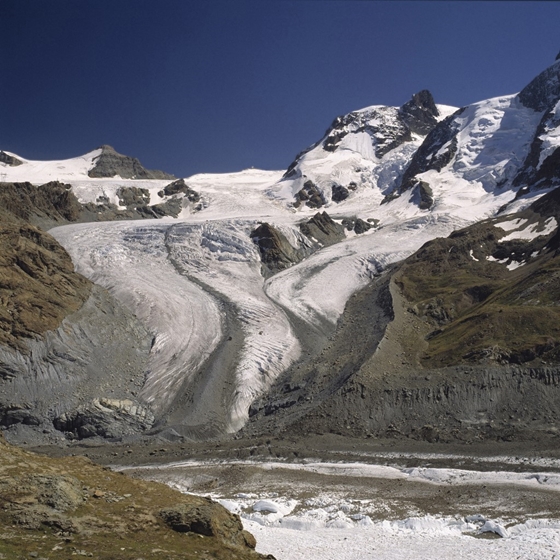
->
(294, 180, 326, 208)
(341, 217, 374, 234)
(399, 89, 440, 135)
(117, 186, 150, 207)
(299, 212, 345, 247)
(0, 404, 42, 427)
(416, 181, 434, 210)
(88, 145, 175, 180)
(395, 109, 464, 196)
(54, 398, 154, 439)
(513, 105, 560, 192)
(115, 185, 190, 218)
(158, 178, 200, 202)
(0, 151, 23, 166)
(518, 60, 560, 112)
(331, 184, 349, 202)
(354, 218, 373, 234)
(0, 181, 82, 228)
(250, 223, 305, 275)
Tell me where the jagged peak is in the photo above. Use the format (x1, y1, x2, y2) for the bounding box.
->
(96, 144, 117, 153)
(399, 89, 440, 136)
(401, 90, 439, 118)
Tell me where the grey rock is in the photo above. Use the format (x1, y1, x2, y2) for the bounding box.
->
(331, 184, 349, 203)
(399, 90, 440, 136)
(88, 145, 175, 180)
(250, 222, 306, 275)
(54, 398, 155, 439)
(518, 59, 560, 112)
(299, 211, 345, 247)
(117, 186, 150, 207)
(353, 218, 373, 234)
(392, 109, 464, 198)
(294, 179, 326, 208)
(0, 151, 23, 166)
(158, 178, 200, 202)
(0, 286, 153, 445)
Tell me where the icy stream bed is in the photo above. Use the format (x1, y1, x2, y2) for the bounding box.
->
(119, 457, 560, 560)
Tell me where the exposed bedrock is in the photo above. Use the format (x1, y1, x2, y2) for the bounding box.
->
(88, 145, 176, 180)
(0, 151, 23, 166)
(299, 211, 346, 248)
(250, 222, 308, 276)
(0, 286, 153, 445)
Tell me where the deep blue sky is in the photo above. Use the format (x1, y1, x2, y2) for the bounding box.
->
(2, 0, 560, 178)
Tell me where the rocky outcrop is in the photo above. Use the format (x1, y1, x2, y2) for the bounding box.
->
(160, 500, 257, 549)
(250, 223, 306, 275)
(393, 109, 463, 197)
(88, 144, 176, 179)
(0, 151, 23, 166)
(0, 436, 269, 559)
(294, 179, 325, 208)
(341, 217, 377, 234)
(54, 398, 155, 439)
(331, 183, 349, 202)
(513, 94, 560, 192)
(518, 59, 560, 112)
(299, 211, 345, 247)
(0, 181, 82, 229)
(399, 89, 440, 135)
(117, 185, 151, 207)
(416, 180, 434, 209)
(158, 178, 200, 202)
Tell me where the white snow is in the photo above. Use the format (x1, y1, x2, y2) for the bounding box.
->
(498, 217, 557, 241)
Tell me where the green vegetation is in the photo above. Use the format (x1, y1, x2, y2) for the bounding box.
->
(395, 198, 560, 368)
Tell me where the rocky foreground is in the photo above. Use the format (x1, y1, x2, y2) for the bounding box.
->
(0, 433, 272, 560)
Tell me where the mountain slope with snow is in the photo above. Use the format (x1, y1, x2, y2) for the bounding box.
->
(2, 55, 560, 444)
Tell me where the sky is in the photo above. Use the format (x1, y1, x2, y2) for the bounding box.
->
(2, 0, 560, 178)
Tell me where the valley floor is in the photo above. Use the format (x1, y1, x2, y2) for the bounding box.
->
(32, 435, 560, 560)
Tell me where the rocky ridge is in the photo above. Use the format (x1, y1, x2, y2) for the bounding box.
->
(88, 145, 176, 180)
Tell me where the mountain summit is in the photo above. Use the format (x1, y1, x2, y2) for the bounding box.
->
(88, 144, 176, 180)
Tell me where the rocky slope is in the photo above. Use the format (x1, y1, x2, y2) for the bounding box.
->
(246, 187, 560, 444)
(0, 433, 269, 560)
(0, 186, 155, 444)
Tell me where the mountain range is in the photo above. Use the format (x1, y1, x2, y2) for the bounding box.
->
(1, 54, 560, 448)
